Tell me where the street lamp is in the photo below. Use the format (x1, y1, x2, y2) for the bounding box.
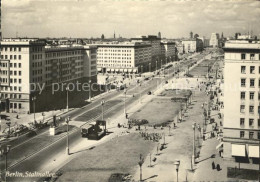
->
(161, 59, 163, 69)
(141, 65, 143, 73)
(65, 116, 70, 155)
(174, 160, 180, 182)
(192, 122, 197, 169)
(124, 89, 127, 114)
(101, 99, 105, 120)
(0, 144, 11, 182)
(32, 96, 36, 124)
(138, 154, 145, 181)
(6, 121, 11, 137)
(66, 86, 69, 111)
(89, 80, 92, 102)
(149, 63, 151, 72)
(156, 60, 158, 71)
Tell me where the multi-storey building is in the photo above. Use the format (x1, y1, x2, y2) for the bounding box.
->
(210, 33, 220, 47)
(94, 42, 152, 73)
(160, 41, 177, 61)
(0, 38, 97, 113)
(223, 39, 260, 168)
(182, 38, 203, 53)
(198, 37, 210, 48)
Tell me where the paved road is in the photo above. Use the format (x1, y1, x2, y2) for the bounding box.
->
(2, 49, 216, 181)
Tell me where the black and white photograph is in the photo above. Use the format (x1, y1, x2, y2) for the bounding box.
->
(0, 0, 260, 181)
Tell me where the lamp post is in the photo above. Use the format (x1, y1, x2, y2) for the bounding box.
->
(101, 99, 105, 120)
(149, 63, 151, 72)
(192, 122, 196, 169)
(65, 116, 70, 155)
(32, 96, 36, 124)
(6, 122, 11, 137)
(161, 59, 163, 69)
(124, 89, 127, 114)
(0, 145, 11, 181)
(141, 65, 143, 73)
(156, 60, 158, 71)
(66, 86, 69, 111)
(138, 154, 144, 182)
(174, 160, 180, 182)
(89, 80, 92, 101)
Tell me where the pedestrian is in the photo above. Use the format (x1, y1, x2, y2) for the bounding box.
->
(216, 164, 221, 171)
(212, 161, 215, 169)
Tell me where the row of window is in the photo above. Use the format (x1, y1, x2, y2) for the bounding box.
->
(1, 55, 22, 60)
(98, 64, 132, 68)
(240, 130, 260, 139)
(97, 49, 132, 52)
(240, 92, 260, 100)
(0, 70, 22, 76)
(0, 93, 22, 99)
(240, 105, 260, 113)
(240, 118, 260, 127)
(1, 47, 22, 52)
(241, 66, 260, 74)
(0, 62, 22, 68)
(241, 53, 260, 60)
(45, 51, 82, 58)
(241, 78, 260, 87)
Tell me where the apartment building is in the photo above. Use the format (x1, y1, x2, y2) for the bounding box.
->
(160, 41, 177, 61)
(94, 42, 152, 73)
(223, 39, 260, 167)
(0, 38, 97, 113)
(210, 33, 220, 47)
(182, 38, 203, 53)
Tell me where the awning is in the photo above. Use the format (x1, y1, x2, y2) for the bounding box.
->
(107, 68, 111, 71)
(124, 69, 128, 72)
(216, 142, 223, 150)
(97, 68, 102, 71)
(249, 146, 259, 158)
(115, 69, 119, 71)
(119, 69, 124, 72)
(133, 69, 137, 73)
(111, 69, 115, 72)
(128, 69, 133, 72)
(232, 144, 245, 157)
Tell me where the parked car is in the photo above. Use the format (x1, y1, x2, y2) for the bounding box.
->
(147, 91, 152, 95)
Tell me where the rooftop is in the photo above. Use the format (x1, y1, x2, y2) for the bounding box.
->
(224, 40, 260, 49)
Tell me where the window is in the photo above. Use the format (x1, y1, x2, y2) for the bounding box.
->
(249, 132, 254, 139)
(258, 132, 260, 139)
(241, 66, 246, 74)
(249, 92, 254, 100)
(240, 105, 245, 113)
(19, 55, 21, 60)
(250, 54, 255, 60)
(258, 119, 260, 127)
(250, 79, 255, 87)
(241, 92, 246, 100)
(250, 66, 255, 74)
(241, 53, 246, 60)
(249, 106, 254, 113)
(240, 131, 245, 138)
(249, 119, 254, 126)
(240, 118, 245, 126)
(241, 79, 246, 87)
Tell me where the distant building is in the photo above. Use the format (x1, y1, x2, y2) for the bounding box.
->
(176, 41, 184, 54)
(182, 38, 203, 53)
(101, 34, 105, 40)
(158, 32, 161, 39)
(160, 41, 177, 61)
(223, 39, 260, 170)
(190, 31, 193, 39)
(210, 33, 220, 47)
(198, 37, 210, 48)
(94, 42, 152, 74)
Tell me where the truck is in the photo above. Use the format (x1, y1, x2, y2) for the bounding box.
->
(81, 120, 106, 140)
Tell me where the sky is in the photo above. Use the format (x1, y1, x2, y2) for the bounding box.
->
(1, 0, 260, 39)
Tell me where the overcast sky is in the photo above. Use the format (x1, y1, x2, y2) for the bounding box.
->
(2, 0, 260, 39)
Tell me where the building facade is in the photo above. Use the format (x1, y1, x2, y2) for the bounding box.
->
(210, 33, 220, 47)
(223, 39, 260, 168)
(94, 42, 152, 73)
(160, 41, 177, 61)
(0, 38, 97, 113)
(182, 38, 203, 53)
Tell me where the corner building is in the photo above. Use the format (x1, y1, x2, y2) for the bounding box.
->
(223, 39, 260, 168)
(0, 39, 97, 113)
